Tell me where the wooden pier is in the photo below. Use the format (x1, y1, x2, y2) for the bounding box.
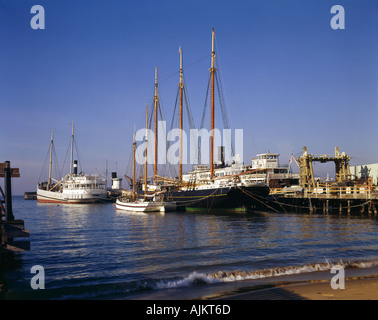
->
(0, 161, 30, 253)
(24, 192, 37, 200)
(1, 161, 30, 298)
(257, 146, 378, 214)
(267, 184, 378, 214)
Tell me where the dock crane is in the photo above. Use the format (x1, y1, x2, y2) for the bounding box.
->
(297, 146, 352, 189)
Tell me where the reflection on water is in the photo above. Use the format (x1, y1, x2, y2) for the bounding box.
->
(4, 196, 378, 299)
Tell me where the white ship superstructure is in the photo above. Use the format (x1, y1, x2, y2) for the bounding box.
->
(37, 122, 108, 204)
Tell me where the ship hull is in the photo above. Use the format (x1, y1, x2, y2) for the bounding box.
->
(164, 184, 270, 212)
(37, 188, 108, 204)
(115, 198, 177, 212)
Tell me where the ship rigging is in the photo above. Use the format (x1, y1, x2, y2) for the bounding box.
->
(121, 29, 270, 212)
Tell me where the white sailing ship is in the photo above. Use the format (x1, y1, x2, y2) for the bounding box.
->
(37, 122, 108, 204)
(115, 105, 177, 213)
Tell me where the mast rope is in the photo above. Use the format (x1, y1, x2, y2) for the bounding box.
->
(158, 54, 211, 84)
(236, 186, 280, 212)
(169, 187, 222, 206)
(215, 71, 234, 158)
(198, 75, 211, 164)
(73, 136, 85, 174)
(183, 85, 196, 130)
(38, 142, 52, 182)
(38, 136, 61, 182)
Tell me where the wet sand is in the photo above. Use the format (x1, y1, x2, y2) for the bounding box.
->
(286, 277, 378, 300)
(219, 275, 378, 300)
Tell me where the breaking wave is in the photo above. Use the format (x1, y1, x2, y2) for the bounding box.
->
(145, 258, 378, 291)
(154, 271, 221, 289)
(15, 258, 378, 299)
(118, 257, 378, 297)
(207, 258, 378, 283)
(49, 272, 221, 299)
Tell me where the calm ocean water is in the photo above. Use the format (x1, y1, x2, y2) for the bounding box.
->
(2, 196, 378, 299)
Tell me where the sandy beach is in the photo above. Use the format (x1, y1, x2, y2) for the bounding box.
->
(221, 275, 378, 300)
(287, 277, 378, 300)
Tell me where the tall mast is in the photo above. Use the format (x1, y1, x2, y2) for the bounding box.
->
(210, 28, 216, 177)
(70, 120, 74, 175)
(48, 129, 54, 186)
(154, 67, 158, 178)
(179, 46, 184, 183)
(144, 103, 149, 199)
(132, 126, 136, 201)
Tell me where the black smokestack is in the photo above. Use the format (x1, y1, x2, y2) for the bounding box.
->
(73, 160, 78, 175)
(218, 146, 225, 166)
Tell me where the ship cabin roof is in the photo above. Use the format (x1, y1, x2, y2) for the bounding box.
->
(255, 153, 280, 160)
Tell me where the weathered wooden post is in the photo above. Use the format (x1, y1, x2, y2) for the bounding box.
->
(360, 203, 365, 214)
(0, 161, 29, 253)
(3, 161, 15, 222)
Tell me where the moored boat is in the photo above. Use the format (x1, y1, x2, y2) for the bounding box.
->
(37, 171, 108, 204)
(163, 162, 269, 212)
(116, 105, 177, 213)
(158, 29, 270, 211)
(115, 196, 176, 212)
(37, 122, 108, 204)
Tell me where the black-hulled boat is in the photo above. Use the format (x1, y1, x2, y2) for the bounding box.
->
(162, 163, 270, 212)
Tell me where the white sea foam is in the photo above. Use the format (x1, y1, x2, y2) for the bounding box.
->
(47, 258, 378, 299)
(127, 258, 378, 292)
(207, 258, 378, 283)
(153, 271, 221, 289)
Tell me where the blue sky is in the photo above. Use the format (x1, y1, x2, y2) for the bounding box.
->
(1, 0, 377, 194)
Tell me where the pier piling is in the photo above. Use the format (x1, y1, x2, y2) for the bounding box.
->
(3, 162, 15, 222)
(265, 145, 378, 215)
(268, 183, 378, 215)
(1, 161, 30, 253)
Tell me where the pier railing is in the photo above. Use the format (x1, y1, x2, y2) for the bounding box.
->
(270, 183, 378, 200)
